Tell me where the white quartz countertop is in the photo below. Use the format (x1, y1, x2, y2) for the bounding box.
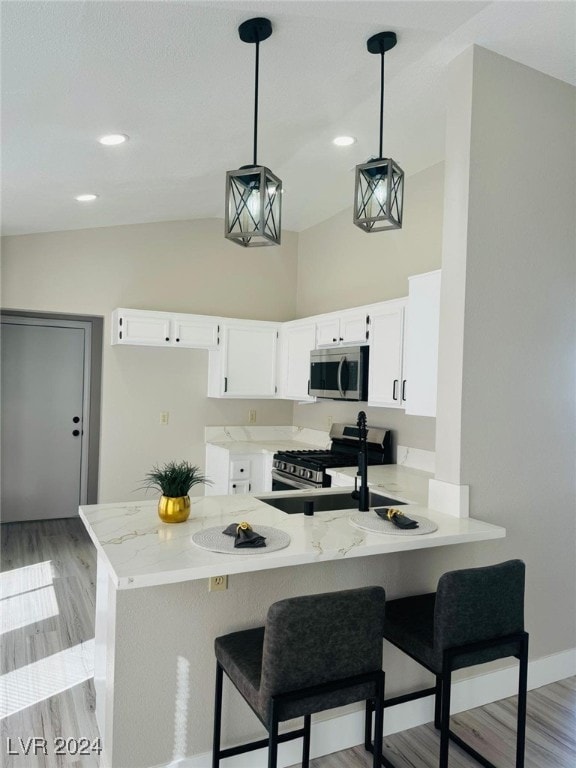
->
(327, 464, 433, 504)
(80, 480, 505, 591)
(207, 439, 330, 455)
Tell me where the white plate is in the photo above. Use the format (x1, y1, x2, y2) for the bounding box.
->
(349, 513, 438, 536)
(191, 525, 291, 554)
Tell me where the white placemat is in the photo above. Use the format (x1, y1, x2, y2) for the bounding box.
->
(349, 512, 438, 536)
(191, 525, 291, 554)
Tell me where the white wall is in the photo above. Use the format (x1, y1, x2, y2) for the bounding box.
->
(293, 162, 444, 450)
(434, 46, 576, 658)
(0, 219, 298, 501)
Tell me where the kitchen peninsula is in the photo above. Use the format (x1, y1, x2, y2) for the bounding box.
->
(80, 478, 505, 768)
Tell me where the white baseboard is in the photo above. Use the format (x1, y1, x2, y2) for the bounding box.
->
(165, 648, 575, 768)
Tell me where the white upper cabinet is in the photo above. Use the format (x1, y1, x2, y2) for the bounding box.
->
(278, 320, 316, 401)
(403, 270, 441, 417)
(112, 308, 219, 350)
(171, 314, 220, 349)
(367, 300, 406, 409)
(315, 309, 368, 347)
(208, 320, 279, 398)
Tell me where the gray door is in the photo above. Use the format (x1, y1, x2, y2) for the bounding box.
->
(1, 320, 89, 522)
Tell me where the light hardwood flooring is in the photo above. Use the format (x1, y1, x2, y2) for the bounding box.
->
(1, 519, 575, 768)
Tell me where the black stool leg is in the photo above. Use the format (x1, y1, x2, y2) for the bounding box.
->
(372, 672, 385, 768)
(364, 699, 374, 750)
(439, 666, 452, 768)
(212, 662, 224, 768)
(516, 634, 529, 768)
(302, 714, 311, 768)
(434, 674, 442, 729)
(268, 701, 279, 768)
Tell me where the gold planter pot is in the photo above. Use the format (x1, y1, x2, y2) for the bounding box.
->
(158, 495, 191, 524)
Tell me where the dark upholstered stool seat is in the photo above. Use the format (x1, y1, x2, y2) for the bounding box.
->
(212, 587, 387, 768)
(368, 560, 529, 768)
(215, 627, 264, 721)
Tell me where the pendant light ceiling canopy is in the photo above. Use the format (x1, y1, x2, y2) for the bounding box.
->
(225, 17, 282, 248)
(354, 31, 404, 233)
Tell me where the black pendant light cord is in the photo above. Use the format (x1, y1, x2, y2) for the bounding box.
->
(379, 49, 385, 160)
(253, 37, 260, 166)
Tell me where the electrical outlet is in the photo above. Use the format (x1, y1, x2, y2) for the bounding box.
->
(209, 575, 228, 592)
(248, 409, 257, 424)
(160, 411, 169, 425)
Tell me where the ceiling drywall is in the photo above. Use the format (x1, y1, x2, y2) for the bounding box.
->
(1, 0, 575, 236)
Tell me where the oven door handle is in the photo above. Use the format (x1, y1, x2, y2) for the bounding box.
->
(337, 355, 347, 397)
(271, 471, 319, 490)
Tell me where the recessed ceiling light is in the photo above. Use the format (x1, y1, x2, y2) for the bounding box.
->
(333, 136, 356, 147)
(98, 134, 129, 146)
(75, 194, 99, 202)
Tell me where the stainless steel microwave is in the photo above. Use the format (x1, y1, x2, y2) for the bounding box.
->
(309, 346, 369, 401)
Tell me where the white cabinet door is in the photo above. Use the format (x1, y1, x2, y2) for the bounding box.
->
(340, 310, 369, 345)
(172, 315, 219, 350)
(315, 311, 368, 347)
(316, 317, 341, 347)
(403, 270, 441, 417)
(219, 323, 279, 398)
(205, 446, 270, 495)
(279, 321, 316, 400)
(367, 301, 406, 408)
(114, 309, 172, 346)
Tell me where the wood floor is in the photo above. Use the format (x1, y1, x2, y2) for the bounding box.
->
(1, 519, 575, 768)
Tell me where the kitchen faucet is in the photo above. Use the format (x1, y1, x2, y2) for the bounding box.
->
(357, 410, 370, 511)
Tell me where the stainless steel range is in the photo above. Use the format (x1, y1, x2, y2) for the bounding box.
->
(271, 423, 393, 491)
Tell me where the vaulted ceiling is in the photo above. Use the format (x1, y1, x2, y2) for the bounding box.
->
(2, 1, 574, 236)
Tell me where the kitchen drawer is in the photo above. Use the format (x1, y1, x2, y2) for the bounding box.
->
(229, 479, 251, 494)
(230, 459, 251, 480)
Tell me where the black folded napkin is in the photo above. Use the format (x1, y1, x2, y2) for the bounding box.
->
(222, 521, 267, 548)
(375, 508, 419, 529)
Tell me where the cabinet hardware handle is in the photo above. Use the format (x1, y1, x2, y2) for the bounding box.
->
(240, 468, 244, 473)
(119, 331, 122, 340)
(72, 416, 80, 424)
(119, 318, 123, 326)
(392, 379, 398, 401)
(365, 330, 369, 340)
(402, 380, 407, 401)
(249, 483, 251, 492)
(165, 337, 170, 342)
(175, 338, 180, 342)
(366, 315, 370, 324)
(339, 337, 343, 341)
(72, 429, 80, 437)
(232, 484, 236, 489)
(332, 337, 337, 342)
(224, 377, 228, 393)
(307, 379, 310, 394)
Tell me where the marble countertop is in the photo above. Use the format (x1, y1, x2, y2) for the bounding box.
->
(80, 481, 505, 591)
(205, 425, 331, 455)
(327, 464, 432, 504)
(207, 439, 330, 455)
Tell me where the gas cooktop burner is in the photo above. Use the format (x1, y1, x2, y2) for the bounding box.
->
(272, 423, 393, 489)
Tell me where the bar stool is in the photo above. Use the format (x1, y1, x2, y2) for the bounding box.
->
(366, 559, 528, 768)
(212, 586, 386, 768)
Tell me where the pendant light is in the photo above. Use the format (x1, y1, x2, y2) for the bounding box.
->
(225, 17, 282, 247)
(353, 31, 404, 232)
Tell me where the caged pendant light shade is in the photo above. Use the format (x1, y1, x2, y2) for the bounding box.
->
(353, 32, 404, 232)
(225, 17, 282, 247)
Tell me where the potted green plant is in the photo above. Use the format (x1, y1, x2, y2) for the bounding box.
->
(142, 460, 212, 523)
